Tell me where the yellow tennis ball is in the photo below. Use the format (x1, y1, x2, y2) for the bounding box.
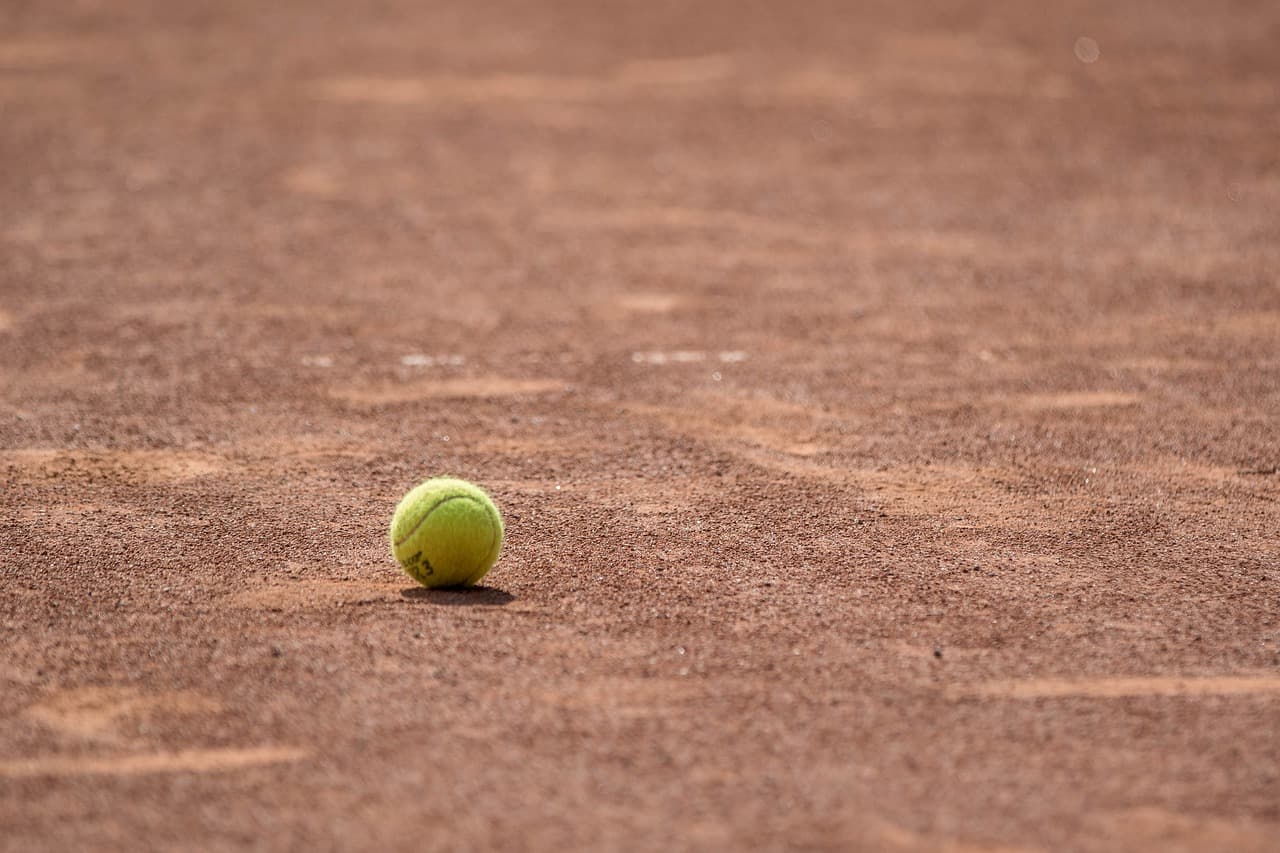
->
(389, 478, 504, 588)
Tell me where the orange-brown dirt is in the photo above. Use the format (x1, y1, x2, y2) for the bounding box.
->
(2, 1, 1278, 850)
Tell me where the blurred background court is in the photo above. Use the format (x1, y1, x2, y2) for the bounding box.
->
(2, 1, 1277, 850)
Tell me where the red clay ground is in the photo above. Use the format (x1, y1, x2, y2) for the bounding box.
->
(2, 1, 1278, 850)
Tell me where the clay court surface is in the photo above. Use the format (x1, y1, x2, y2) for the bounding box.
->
(2, 1, 1278, 849)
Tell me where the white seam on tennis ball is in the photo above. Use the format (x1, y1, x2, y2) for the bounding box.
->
(393, 494, 484, 548)
(481, 501, 501, 564)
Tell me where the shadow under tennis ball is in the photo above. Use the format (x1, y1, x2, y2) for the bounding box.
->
(399, 586, 516, 606)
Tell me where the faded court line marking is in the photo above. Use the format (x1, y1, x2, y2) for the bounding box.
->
(0, 746, 309, 779)
(333, 377, 565, 405)
(952, 675, 1280, 700)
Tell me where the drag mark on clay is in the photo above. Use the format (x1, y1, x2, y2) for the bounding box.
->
(620, 395, 831, 460)
(626, 395, 1094, 532)
(228, 576, 406, 611)
(1, 449, 224, 483)
(613, 54, 735, 85)
(0, 747, 309, 780)
(538, 676, 710, 718)
(617, 293, 681, 314)
(541, 206, 999, 262)
(952, 675, 1280, 700)
(1089, 807, 1280, 852)
(1010, 391, 1143, 411)
(544, 206, 818, 242)
(0, 36, 110, 68)
(318, 74, 616, 104)
(875, 819, 1042, 853)
(280, 165, 343, 197)
(315, 55, 735, 105)
(24, 687, 220, 743)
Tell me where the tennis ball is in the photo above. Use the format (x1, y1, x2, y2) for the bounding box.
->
(389, 478, 504, 588)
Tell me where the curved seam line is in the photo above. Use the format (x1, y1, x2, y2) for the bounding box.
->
(482, 502, 502, 564)
(393, 495, 481, 548)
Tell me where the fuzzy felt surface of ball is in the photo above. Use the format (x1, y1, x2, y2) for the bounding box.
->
(389, 478, 504, 588)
